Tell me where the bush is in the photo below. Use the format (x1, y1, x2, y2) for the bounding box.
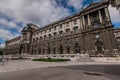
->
(32, 58, 70, 62)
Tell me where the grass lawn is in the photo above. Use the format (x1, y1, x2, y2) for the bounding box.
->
(32, 58, 70, 62)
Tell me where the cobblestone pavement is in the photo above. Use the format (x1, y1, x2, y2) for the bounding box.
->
(0, 59, 120, 73)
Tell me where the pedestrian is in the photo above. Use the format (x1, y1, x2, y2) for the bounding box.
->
(6, 55, 9, 62)
(1, 55, 5, 65)
(0, 56, 2, 62)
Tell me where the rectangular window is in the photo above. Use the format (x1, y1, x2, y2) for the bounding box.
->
(66, 22, 69, 27)
(66, 38, 70, 43)
(117, 38, 120, 42)
(74, 19, 77, 25)
(75, 37, 78, 42)
(119, 45, 120, 48)
(49, 28, 51, 32)
(95, 33, 100, 39)
(54, 26, 56, 30)
(60, 24, 62, 29)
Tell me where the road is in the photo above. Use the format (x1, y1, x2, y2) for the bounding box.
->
(58, 64, 120, 80)
(0, 64, 120, 80)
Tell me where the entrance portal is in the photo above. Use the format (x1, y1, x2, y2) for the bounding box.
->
(95, 40, 103, 52)
(60, 45, 63, 54)
(74, 43, 80, 53)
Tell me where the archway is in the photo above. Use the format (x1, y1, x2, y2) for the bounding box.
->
(48, 47, 51, 54)
(53, 48, 56, 54)
(95, 40, 103, 52)
(66, 46, 70, 54)
(60, 45, 63, 54)
(74, 43, 80, 53)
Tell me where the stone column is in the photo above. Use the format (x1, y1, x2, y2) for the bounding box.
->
(82, 16, 85, 29)
(98, 10, 102, 23)
(80, 17, 83, 30)
(56, 39, 59, 54)
(79, 18, 82, 30)
(105, 8, 110, 21)
(87, 14, 91, 26)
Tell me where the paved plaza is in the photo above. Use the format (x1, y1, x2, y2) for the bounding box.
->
(0, 60, 120, 80)
(0, 59, 120, 73)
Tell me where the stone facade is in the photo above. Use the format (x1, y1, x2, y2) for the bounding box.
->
(114, 28, 120, 51)
(5, 2, 118, 56)
(5, 36, 21, 55)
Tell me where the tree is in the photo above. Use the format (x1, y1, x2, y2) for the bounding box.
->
(0, 49, 3, 55)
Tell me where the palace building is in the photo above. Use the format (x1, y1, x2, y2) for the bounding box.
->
(5, 1, 118, 56)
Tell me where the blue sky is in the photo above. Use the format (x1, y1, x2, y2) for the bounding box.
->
(0, 0, 120, 47)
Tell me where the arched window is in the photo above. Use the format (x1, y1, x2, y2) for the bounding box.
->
(59, 31, 63, 37)
(74, 43, 80, 53)
(95, 40, 103, 52)
(43, 35, 47, 39)
(73, 27, 79, 33)
(53, 32, 57, 36)
(40, 36, 42, 40)
(48, 34, 52, 38)
(53, 32, 57, 38)
(66, 28, 70, 34)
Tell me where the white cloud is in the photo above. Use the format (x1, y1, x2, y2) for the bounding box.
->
(0, 18, 20, 30)
(0, 28, 19, 40)
(0, 43, 5, 48)
(0, 0, 70, 26)
(68, 0, 84, 10)
(108, 5, 120, 23)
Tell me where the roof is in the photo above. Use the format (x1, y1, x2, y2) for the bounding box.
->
(34, 1, 109, 32)
(81, 1, 108, 13)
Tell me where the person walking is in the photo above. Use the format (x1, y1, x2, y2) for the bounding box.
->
(6, 55, 9, 62)
(1, 55, 5, 65)
(0, 56, 2, 62)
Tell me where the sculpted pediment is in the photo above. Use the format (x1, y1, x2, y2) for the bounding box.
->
(82, 1, 108, 12)
(21, 23, 40, 32)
